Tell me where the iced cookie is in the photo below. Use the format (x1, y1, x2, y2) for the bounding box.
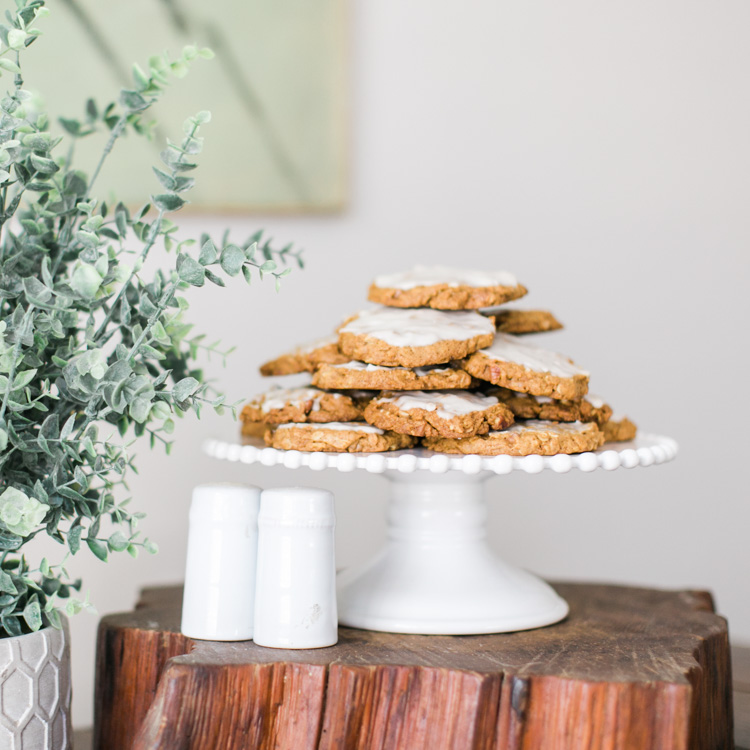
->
(493, 309, 563, 334)
(364, 390, 514, 439)
(240, 386, 365, 426)
(602, 416, 637, 442)
(462, 333, 589, 401)
(368, 265, 527, 310)
(312, 360, 475, 391)
(265, 422, 416, 453)
(338, 307, 495, 368)
(489, 388, 612, 426)
(259, 336, 348, 376)
(423, 420, 604, 456)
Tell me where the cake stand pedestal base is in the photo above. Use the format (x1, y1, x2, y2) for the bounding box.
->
(94, 583, 732, 750)
(337, 471, 568, 634)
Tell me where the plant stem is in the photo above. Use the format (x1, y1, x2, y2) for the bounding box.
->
(84, 113, 128, 203)
(0, 307, 34, 425)
(93, 208, 165, 340)
(127, 280, 177, 362)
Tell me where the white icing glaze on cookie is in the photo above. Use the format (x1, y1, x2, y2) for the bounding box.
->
(374, 265, 518, 290)
(259, 386, 339, 413)
(489, 420, 593, 437)
(377, 390, 499, 420)
(275, 421, 384, 434)
(340, 308, 495, 347)
(478, 333, 589, 378)
(331, 361, 453, 376)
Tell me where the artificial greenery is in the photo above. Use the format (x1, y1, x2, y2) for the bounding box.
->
(0, 0, 302, 636)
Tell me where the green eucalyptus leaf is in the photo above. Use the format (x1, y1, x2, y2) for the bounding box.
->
(204, 269, 225, 287)
(132, 62, 150, 90)
(0, 531, 22, 551)
(198, 239, 217, 265)
(152, 193, 186, 212)
(0, 571, 17, 595)
(64, 170, 87, 197)
(86, 538, 108, 562)
(22, 598, 42, 631)
(176, 254, 205, 286)
(70, 264, 102, 298)
(46, 609, 62, 630)
(30, 154, 59, 174)
(152, 167, 175, 191)
(219, 244, 244, 276)
(120, 89, 149, 112)
(107, 531, 129, 552)
(128, 397, 151, 423)
(173, 377, 199, 402)
(68, 524, 83, 555)
(144, 540, 159, 555)
(22, 276, 51, 303)
(12, 369, 37, 389)
(58, 117, 81, 136)
(0, 59, 20, 74)
(170, 61, 189, 78)
(114, 202, 129, 236)
(173, 175, 195, 193)
(7, 29, 27, 50)
(2, 616, 21, 637)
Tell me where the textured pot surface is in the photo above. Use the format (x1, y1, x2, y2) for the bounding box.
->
(0, 619, 71, 750)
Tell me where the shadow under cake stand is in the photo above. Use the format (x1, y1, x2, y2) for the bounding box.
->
(204, 433, 677, 635)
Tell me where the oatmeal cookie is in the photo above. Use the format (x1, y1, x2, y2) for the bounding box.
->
(265, 422, 415, 453)
(602, 416, 637, 442)
(312, 360, 475, 391)
(240, 421, 268, 439)
(493, 309, 563, 334)
(338, 307, 495, 368)
(364, 390, 514, 439)
(489, 388, 611, 426)
(423, 420, 604, 456)
(240, 386, 366, 425)
(462, 333, 589, 401)
(368, 266, 527, 310)
(259, 336, 348, 376)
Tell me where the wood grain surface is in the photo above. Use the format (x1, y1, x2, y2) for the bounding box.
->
(93, 583, 733, 749)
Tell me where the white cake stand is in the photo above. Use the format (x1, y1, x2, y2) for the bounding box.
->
(204, 433, 677, 635)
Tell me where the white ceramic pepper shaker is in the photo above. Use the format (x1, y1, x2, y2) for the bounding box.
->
(253, 487, 338, 649)
(181, 483, 261, 641)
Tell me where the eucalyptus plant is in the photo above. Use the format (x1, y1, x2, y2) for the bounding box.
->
(0, 0, 302, 636)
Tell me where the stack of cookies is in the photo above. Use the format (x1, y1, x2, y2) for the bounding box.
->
(241, 266, 637, 455)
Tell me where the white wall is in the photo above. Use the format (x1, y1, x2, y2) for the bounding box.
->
(56, 0, 750, 728)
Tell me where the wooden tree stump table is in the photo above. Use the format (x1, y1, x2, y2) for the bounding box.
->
(93, 582, 732, 750)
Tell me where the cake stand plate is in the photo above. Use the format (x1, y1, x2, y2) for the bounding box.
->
(204, 434, 677, 635)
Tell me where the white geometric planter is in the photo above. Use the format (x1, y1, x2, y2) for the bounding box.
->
(0, 619, 71, 750)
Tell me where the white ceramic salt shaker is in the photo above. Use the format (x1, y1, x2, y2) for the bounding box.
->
(181, 483, 261, 641)
(253, 487, 338, 649)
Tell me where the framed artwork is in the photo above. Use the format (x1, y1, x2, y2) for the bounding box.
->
(22, 0, 348, 212)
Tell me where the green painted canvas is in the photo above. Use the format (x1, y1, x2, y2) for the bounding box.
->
(22, 0, 347, 212)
